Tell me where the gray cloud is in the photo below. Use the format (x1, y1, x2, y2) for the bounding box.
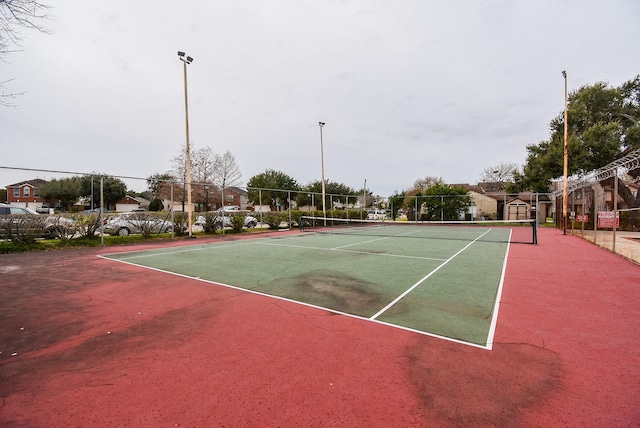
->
(2, 0, 639, 195)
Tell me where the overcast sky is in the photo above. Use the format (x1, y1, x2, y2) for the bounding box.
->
(2, 0, 639, 196)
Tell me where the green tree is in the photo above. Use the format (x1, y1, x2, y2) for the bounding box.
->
(147, 172, 175, 196)
(388, 191, 406, 219)
(421, 184, 472, 221)
(296, 180, 356, 208)
(77, 175, 127, 208)
(148, 198, 164, 211)
(522, 75, 640, 192)
(246, 169, 299, 210)
(38, 177, 82, 211)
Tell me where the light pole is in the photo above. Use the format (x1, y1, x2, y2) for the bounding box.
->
(205, 185, 209, 212)
(562, 70, 569, 235)
(178, 51, 194, 237)
(318, 122, 327, 226)
(319, 122, 327, 224)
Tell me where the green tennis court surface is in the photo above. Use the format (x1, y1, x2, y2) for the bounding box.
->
(102, 224, 518, 349)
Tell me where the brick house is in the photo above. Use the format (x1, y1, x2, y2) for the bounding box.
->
(5, 179, 49, 209)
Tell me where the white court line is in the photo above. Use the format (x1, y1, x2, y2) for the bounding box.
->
(97, 229, 507, 350)
(484, 229, 513, 351)
(99, 240, 257, 261)
(255, 240, 446, 261)
(331, 235, 393, 250)
(370, 228, 493, 320)
(98, 254, 492, 350)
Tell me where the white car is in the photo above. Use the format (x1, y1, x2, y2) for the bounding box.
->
(0, 203, 74, 239)
(101, 212, 173, 236)
(367, 210, 387, 220)
(195, 213, 258, 229)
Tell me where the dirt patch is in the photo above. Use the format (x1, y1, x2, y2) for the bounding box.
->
(0, 299, 218, 397)
(404, 341, 564, 425)
(0, 251, 93, 363)
(261, 269, 388, 317)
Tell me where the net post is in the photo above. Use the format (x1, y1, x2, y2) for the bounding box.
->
(532, 219, 538, 244)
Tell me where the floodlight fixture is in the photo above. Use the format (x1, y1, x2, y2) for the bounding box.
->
(178, 51, 193, 64)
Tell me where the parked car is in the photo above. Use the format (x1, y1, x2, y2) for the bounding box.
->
(195, 212, 258, 229)
(101, 212, 173, 236)
(0, 203, 74, 239)
(367, 209, 387, 220)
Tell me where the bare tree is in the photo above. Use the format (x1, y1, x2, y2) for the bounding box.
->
(171, 143, 218, 184)
(479, 162, 519, 191)
(171, 145, 242, 209)
(214, 151, 242, 209)
(1, 0, 50, 106)
(214, 150, 242, 189)
(413, 176, 444, 192)
(191, 145, 217, 184)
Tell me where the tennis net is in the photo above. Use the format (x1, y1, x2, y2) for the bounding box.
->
(299, 216, 538, 244)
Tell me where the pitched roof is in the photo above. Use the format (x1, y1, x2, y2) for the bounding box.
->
(6, 178, 49, 188)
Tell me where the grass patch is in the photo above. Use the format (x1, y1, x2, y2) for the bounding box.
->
(0, 233, 178, 254)
(0, 228, 266, 254)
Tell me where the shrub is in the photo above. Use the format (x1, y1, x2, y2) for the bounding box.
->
(203, 212, 218, 234)
(172, 212, 188, 236)
(230, 214, 245, 232)
(149, 199, 164, 211)
(262, 212, 287, 230)
(0, 215, 45, 244)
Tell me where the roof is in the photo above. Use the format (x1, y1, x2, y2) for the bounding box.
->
(6, 178, 49, 188)
(228, 187, 247, 196)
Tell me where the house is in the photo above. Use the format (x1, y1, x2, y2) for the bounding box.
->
(224, 187, 249, 210)
(452, 184, 551, 222)
(451, 184, 499, 220)
(5, 179, 49, 209)
(115, 196, 150, 212)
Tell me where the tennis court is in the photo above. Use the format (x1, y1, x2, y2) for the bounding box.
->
(101, 220, 535, 348)
(2, 225, 640, 426)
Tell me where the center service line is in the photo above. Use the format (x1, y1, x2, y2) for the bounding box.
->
(369, 228, 492, 320)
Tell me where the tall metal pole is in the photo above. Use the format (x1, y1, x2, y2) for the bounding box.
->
(179, 52, 194, 238)
(613, 167, 618, 253)
(362, 178, 366, 219)
(562, 70, 569, 235)
(100, 176, 104, 247)
(319, 122, 327, 224)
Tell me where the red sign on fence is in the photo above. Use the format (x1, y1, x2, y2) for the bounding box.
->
(597, 211, 620, 228)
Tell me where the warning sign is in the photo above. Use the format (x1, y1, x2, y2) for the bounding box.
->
(597, 211, 620, 228)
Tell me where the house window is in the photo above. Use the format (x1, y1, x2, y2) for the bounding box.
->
(13, 188, 20, 198)
(23, 187, 30, 197)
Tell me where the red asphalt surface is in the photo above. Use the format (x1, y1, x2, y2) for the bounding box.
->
(1, 227, 639, 427)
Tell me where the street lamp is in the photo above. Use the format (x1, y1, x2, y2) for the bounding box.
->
(319, 122, 327, 224)
(178, 51, 194, 237)
(562, 70, 569, 235)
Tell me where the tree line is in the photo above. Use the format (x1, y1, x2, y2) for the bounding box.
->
(478, 76, 640, 206)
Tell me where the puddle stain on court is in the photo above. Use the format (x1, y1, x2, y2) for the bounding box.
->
(258, 269, 389, 318)
(404, 341, 565, 425)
